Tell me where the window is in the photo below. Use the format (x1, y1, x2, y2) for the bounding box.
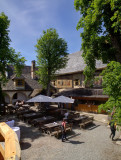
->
(17, 79, 24, 86)
(67, 80, 70, 86)
(58, 81, 60, 85)
(60, 81, 63, 86)
(58, 80, 63, 86)
(75, 79, 79, 85)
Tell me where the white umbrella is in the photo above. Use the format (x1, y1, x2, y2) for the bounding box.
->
(26, 94, 52, 103)
(51, 95, 74, 103)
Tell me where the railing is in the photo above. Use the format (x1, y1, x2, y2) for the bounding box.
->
(0, 122, 21, 160)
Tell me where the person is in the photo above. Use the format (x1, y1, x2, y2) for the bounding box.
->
(61, 118, 68, 142)
(15, 100, 19, 108)
(21, 100, 25, 105)
(64, 111, 69, 119)
(57, 103, 59, 108)
(109, 121, 116, 141)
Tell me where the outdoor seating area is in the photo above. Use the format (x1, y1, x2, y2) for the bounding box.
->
(13, 103, 94, 140)
(15, 106, 75, 137)
(6, 103, 31, 114)
(2, 94, 121, 160)
(1, 94, 95, 142)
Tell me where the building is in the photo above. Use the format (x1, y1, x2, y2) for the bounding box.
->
(53, 51, 108, 113)
(3, 51, 108, 113)
(52, 51, 107, 90)
(2, 61, 43, 104)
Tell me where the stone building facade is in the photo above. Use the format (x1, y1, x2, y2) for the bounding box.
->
(52, 51, 106, 92)
(2, 61, 42, 104)
(52, 51, 108, 113)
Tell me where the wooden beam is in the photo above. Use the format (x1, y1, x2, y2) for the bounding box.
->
(0, 151, 4, 160)
(0, 134, 5, 141)
(5, 132, 21, 159)
(0, 142, 5, 158)
(0, 122, 11, 139)
(0, 123, 21, 160)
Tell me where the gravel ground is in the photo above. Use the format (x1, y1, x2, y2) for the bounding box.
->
(13, 118, 121, 160)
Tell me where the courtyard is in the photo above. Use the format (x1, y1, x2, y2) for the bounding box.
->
(14, 117, 121, 160)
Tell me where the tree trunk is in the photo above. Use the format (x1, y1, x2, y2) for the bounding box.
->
(47, 81, 50, 96)
(110, 34, 121, 63)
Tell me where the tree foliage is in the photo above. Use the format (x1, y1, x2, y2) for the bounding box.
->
(74, 0, 121, 82)
(74, 1, 121, 125)
(0, 12, 26, 85)
(99, 61, 121, 126)
(35, 28, 68, 96)
(0, 12, 26, 106)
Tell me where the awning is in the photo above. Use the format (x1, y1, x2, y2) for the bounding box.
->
(26, 94, 52, 103)
(51, 95, 74, 103)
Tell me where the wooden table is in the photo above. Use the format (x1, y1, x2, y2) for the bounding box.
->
(17, 110, 35, 118)
(43, 121, 73, 138)
(48, 109, 67, 119)
(22, 112, 42, 121)
(7, 104, 16, 113)
(72, 115, 88, 124)
(46, 107, 58, 113)
(31, 116, 55, 127)
(42, 121, 62, 133)
(21, 104, 30, 109)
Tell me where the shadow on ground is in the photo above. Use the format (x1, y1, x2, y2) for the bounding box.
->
(57, 131, 84, 145)
(1, 114, 45, 142)
(115, 138, 121, 141)
(66, 140, 84, 144)
(85, 123, 100, 130)
(71, 123, 100, 131)
(20, 142, 31, 150)
(16, 120, 46, 142)
(67, 132, 81, 138)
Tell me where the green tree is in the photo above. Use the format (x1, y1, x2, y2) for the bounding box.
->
(74, 1, 121, 125)
(74, 0, 121, 83)
(35, 28, 68, 96)
(99, 61, 121, 126)
(0, 12, 26, 106)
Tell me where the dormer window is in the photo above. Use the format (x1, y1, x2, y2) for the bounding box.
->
(17, 79, 24, 86)
(12, 74, 25, 90)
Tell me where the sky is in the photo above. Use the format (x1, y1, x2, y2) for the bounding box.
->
(1, 0, 82, 65)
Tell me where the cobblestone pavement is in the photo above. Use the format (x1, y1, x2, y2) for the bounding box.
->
(15, 119, 121, 160)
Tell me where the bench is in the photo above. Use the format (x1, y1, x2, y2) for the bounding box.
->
(40, 126, 48, 133)
(51, 127, 62, 138)
(79, 119, 93, 128)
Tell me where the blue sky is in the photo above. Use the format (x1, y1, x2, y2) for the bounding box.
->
(1, 0, 82, 65)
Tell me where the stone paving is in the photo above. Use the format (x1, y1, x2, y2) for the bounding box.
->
(1, 110, 121, 160)
(15, 116, 121, 160)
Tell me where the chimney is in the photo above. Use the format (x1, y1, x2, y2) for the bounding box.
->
(31, 60, 35, 79)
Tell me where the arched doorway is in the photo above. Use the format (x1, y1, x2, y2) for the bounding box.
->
(12, 92, 27, 104)
(4, 94, 10, 104)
